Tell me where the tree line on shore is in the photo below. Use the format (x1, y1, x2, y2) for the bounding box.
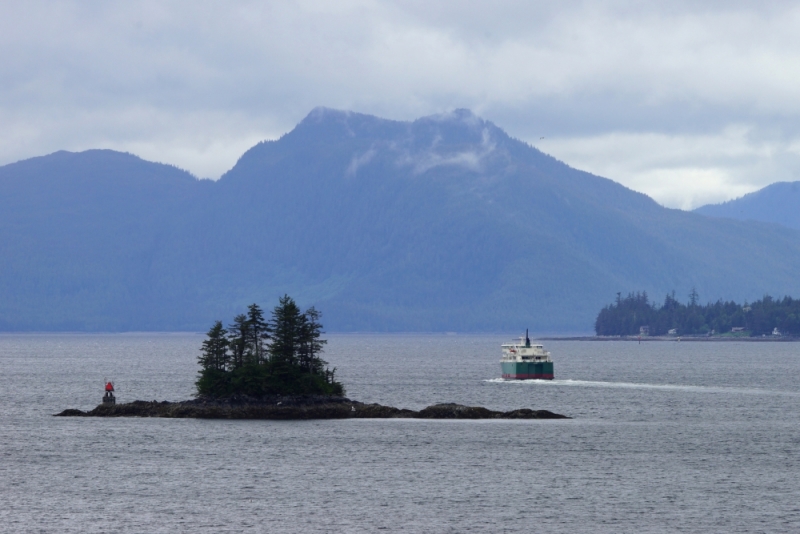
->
(595, 290, 800, 337)
(196, 295, 344, 397)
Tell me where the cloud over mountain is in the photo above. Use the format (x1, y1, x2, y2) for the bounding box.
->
(3, 3, 800, 208)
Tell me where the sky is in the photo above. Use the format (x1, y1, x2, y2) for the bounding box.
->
(2, 1, 800, 210)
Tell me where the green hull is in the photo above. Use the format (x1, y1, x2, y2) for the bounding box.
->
(501, 361, 554, 380)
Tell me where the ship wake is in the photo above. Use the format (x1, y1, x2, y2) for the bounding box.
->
(484, 378, 800, 396)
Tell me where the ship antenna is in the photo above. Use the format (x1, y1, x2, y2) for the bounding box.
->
(525, 329, 530, 347)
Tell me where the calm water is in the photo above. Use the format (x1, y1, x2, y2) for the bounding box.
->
(2, 333, 800, 533)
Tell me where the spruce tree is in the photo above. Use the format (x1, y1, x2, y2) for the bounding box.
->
(299, 306, 328, 374)
(227, 313, 250, 369)
(268, 295, 304, 367)
(246, 303, 270, 365)
(199, 320, 230, 371)
(689, 287, 699, 308)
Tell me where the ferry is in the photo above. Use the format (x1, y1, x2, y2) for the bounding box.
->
(500, 330, 554, 380)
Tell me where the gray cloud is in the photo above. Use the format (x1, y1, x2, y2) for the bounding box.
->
(2, 1, 800, 206)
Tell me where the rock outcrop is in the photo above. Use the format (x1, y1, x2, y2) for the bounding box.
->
(55, 395, 569, 420)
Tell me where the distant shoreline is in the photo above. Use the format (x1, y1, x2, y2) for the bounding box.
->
(540, 335, 800, 342)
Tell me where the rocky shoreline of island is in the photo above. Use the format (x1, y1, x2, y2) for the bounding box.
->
(55, 394, 569, 420)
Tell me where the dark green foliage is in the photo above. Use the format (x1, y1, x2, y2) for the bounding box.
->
(196, 363, 343, 397)
(299, 306, 327, 375)
(195, 296, 343, 397)
(227, 314, 249, 369)
(744, 296, 800, 336)
(595, 291, 800, 336)
(246, 303, 270, 365)
(268, 295, 304, 367)
(198, 321, 229, 371)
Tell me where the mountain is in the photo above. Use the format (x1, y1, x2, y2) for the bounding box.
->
(3, 108, 800, 332)
(0, 150, 210, 330)
(694, 181, 800, 231)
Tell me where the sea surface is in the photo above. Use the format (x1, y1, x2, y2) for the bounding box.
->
(2, 333, 800, 533)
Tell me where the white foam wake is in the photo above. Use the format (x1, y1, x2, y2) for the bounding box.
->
(484, 378, 799, 396)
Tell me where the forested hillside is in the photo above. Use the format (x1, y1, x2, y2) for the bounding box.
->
(695, 181, 800, 231)
(4, 108, 800, 332)
(595, 291, 800, 337)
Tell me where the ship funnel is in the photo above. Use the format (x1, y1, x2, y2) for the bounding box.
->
(525, 329, 530, 347)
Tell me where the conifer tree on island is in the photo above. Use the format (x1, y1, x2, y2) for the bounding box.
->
(196, 296, 343, 397)
(198, 321, 230, 371)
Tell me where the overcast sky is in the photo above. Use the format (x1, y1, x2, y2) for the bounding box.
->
(2, 1, 800, 209)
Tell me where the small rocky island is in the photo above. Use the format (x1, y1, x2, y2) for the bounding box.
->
(56, 395, 567, 419)
(57, 297, 568, 420)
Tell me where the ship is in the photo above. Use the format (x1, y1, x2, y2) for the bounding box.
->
(500, 330, 554, 380)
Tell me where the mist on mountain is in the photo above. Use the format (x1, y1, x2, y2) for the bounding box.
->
(3, 108, 800, 332)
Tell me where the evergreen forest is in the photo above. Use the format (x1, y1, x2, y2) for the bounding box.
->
(595, 290, 800, 337)
(196, 295, 344, 397)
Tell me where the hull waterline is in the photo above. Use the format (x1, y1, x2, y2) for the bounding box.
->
(501, 361, 554, 380)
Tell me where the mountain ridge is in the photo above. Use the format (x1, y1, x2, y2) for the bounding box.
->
(3, 108, 800, 332)
(695, 181, 800, 231)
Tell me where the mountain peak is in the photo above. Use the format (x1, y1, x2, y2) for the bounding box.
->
(290, 107, 405, 142)
(302, 106, 482, 125)
(297, 107, 493, 137)
(302, 106, 353, 123)
(419, 108, 481, 125)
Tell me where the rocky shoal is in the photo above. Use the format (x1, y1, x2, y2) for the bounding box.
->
(55, 395, 569, 420)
